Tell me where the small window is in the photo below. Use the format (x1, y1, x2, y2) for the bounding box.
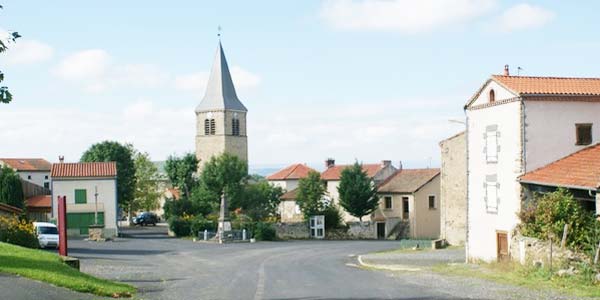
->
(484, 125, 500, 163)
(43, 182, 50, 189)
(484, 178, 499, 214)
(210, 119, 216, 135)
(489, 89, 495, 103)
(428, 195, 436, 209)
(384, 196, 392, 209)
(576, 124, 592, 146)
(27, 175, 31, 180)
(44, 175, 49, 180)
(402, 197, 409, 219)
(232, 118, 240, 136)
(204, 119, 216, 135)
(75, 189, 87, 204)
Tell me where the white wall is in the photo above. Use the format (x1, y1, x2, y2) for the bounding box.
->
(470, 80, 518, 107)
(524, 101, 600, 171)
(51, 178, 118, 235)
(269, 179, 299, 192)
(17, 171, 50, 189)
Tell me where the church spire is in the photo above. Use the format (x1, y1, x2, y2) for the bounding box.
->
(195, 42, 247, 113)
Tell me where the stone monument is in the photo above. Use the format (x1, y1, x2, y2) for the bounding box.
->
(217, 193, 231, 243)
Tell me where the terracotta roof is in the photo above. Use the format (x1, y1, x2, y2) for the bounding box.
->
(377, 168, 440, 193)
(267, 164, 316, 180)
(520, 143, 600, 190)
(0, 203, 22, 214)
(25, 195, 51, 208)
(280, 188, 298, 200)
(493, 75, 600, 96)
(321, 164, 383, 181)
(0, 158, 51, 171)
(51, 162, 117, 178)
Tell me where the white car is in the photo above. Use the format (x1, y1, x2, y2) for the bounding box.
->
(33, 222, 59, 249)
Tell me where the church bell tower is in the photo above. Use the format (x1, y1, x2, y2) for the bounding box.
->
(195, 41, 248, 170)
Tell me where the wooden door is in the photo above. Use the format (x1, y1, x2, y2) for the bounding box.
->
(377, 223, 386, 239)
(496, 232, 509, 262)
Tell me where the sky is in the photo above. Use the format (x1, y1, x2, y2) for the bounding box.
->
(0, 0, 599, 171)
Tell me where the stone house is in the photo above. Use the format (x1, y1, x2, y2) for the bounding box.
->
(321, 159, 397, 222)
(465, 67, 600, 262)
(0, 158, 52, 190)
(51, 161, 119, 237)
(374, 168, 441, 239)
(267, 163, 316, 223)
(439, 131, 467, 245)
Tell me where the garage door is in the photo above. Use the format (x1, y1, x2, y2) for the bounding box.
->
(67, 212, 104, 235)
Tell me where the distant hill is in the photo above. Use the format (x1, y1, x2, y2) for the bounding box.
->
(153, 161, 282, 178)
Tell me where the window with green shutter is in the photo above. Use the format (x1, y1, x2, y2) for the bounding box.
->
(75, 189, 87, 204)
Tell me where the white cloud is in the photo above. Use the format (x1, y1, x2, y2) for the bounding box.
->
(319, 0, 496, 34)
(230, 66, 261, 89)
(3, 39, 54, 65)
(173, 66, 260, 93)
(54, 49, 111, 81)
(493, 3, 555, 32)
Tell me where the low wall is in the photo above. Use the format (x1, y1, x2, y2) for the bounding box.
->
(326, 222, 376, 240)
(273, 222, 309, 239)
(510, 234, 589, 266)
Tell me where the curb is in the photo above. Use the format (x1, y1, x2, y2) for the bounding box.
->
(357, 255, 422, 272)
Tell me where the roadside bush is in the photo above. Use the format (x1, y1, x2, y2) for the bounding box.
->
(322, 205, 344, 230)
(0, 215, 38, 248)
(253, 222, 276, 241)
(190, 215, 216, 237)
(168, 216, 192, 237)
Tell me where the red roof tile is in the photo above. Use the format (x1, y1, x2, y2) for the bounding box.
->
(51, 162, 117, 178)
(0, 158, 51, 171)
(280, 188, 298, 200)
(493, 75, 600, 96)
(267, 164, 316, 180)
(321, 164, 383, 181)
(25, 195, 51, 208)
(520, 143, 600, 190)
(377, 169, 440, 193)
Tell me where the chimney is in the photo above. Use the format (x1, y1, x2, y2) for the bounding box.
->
(504, 64, 510, 76)
(59, 156, 64, 163)
(325, 158, 335, 168)
(381, 160, 391, 168)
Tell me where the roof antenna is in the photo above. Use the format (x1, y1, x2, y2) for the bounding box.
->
(517, 66, 523, 76)
(217, 25, 222, 40)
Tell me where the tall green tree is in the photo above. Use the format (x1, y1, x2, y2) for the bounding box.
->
(164, 153, 198, 198)
(337, 162, 379, 222)
(0, 5, 20, 104)
(232, 181, 283, 221)
(132, 150, 161, 212)
(80, 141, 136, 214)
(0, 166, 24, 208)
(296, 171, 327, 220)
(200, 153, 247, 198)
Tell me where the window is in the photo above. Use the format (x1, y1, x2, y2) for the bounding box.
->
(210, 119, 216, 135)
(44, 175, 49, 180)
(384, 196, 392, 209)
(232, 118, 240, 136)
(27, 175, 31, 180)
(484, 125, 500, 163)
(44, 182, 50, 189)
(576, 123, 592, 145)
(75, 189, 87, 204)
(402, 197, 409, 219)
(428, 195, 436, 209)
(484, 175, 499, 213)
(489, 89, 495, 103)
(204, 119, 216, 135)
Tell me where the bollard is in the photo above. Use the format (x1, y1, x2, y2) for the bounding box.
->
(243, 229, 247, 241)
(204, 229, 208, 241)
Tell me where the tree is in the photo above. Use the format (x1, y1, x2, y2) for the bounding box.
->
(132, 150, 161, 212)
(80, 141, 136, 214)
(0, 166, 24, 208)
(337, 162, 379, 222)
(164, 153, 198, 198)
(0, 5, 21, 104)
(296, 171, 327, 220)
(200, 153, 247, 198)
(232, 181, 283, 221)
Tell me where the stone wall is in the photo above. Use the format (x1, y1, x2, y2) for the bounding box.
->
(510, 234, 589, 266)
(439, 131, 467, 245)
(273, 222, 309, 239)
(326, 222, 376, 240)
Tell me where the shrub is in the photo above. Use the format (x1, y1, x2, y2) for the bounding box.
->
(253, 222, 275, 241)
(322, 205, 344, 230)
(0, 215, 38, 248)
(190, 215, 216, 237)
(168, 216, 192, 237)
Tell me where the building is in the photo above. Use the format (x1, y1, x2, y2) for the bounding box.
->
(51, 162, 119, 237)
(374, 168, 441, 239)
(0, 203, 22, 217)
(195, 41, 248, 171)
(0, 158, 52, 189)
(520, 143, 600, 212)
(267, 164, 316, 223)
(439, 131, 467, 245)
(25, 195, 52, 222)
(465, 67, 600, 262)
(321, 159, 397, 222)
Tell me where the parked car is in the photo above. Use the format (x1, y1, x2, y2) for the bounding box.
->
(133, 212, 159, 226)
(33, 222, 59, 249)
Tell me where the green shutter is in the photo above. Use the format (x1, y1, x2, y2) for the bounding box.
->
(75, 189, 87, 204)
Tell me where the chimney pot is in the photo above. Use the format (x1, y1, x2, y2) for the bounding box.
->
(504, 64, 510, 76)
(59, 156, 64, 163)
(325, 158, 335, 168)
(382, 160, 391, 168)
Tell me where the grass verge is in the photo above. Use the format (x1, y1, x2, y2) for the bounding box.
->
(432, 261, 600, 298)
(0, 242, 136, 297)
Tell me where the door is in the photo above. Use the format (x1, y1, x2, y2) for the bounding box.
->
(496, 231, 509, 262)
(377, 222, 386, 239)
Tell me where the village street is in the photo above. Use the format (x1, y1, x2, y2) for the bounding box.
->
(0, 226, 579, 300)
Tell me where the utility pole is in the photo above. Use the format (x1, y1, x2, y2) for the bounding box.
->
(94, 186, 99, 225)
